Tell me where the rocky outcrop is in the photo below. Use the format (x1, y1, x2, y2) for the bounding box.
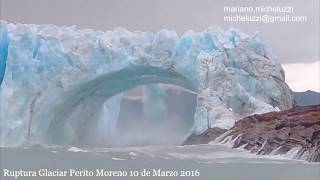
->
(184, 105, 320, 162)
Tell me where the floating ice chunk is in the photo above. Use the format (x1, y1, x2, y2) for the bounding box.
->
(68, 147, 88, 153)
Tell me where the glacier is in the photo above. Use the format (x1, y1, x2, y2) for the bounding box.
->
(0, 21, 294, 147)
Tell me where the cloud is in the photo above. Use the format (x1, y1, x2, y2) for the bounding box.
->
(282, 61, 320, 92)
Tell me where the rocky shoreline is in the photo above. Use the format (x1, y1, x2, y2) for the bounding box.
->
(184, 105, 320, 162)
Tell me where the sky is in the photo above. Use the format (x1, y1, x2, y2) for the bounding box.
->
(0, 0, 319, 92)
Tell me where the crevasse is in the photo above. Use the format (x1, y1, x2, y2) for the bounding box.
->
(0, 21, 294, 147)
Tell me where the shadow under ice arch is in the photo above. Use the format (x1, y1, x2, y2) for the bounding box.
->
(0, 21, 294, 146)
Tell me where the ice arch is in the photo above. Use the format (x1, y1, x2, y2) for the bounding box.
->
(43, 66, 196, 145)
(0, 21, 294, 146)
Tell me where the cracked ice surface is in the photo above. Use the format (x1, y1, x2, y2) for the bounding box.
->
(0, 21, 294, 146)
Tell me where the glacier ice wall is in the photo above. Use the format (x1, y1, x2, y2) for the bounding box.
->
(0, 21, 294, 146)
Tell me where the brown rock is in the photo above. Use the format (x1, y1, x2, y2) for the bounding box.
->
(184, 105, 320, 162)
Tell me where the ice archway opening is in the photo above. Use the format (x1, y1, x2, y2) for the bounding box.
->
(117, 84, 197, 147)
(41, 65, 197, 147)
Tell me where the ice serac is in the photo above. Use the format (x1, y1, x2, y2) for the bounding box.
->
(0, 24, 9, 84)
(0, 21, 294, 146)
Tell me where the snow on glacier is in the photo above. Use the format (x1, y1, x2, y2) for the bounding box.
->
(0, 21, 294, 146)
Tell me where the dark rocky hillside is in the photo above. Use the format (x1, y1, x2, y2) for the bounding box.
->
(294, 90, 320, 106)
(184, 105, 320, 162)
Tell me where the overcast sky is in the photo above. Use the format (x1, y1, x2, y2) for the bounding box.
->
(0, 0, 319, 91)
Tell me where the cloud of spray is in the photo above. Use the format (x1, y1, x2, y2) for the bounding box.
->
(102, 84, 197, 147)
(55, 84, 196, 147)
